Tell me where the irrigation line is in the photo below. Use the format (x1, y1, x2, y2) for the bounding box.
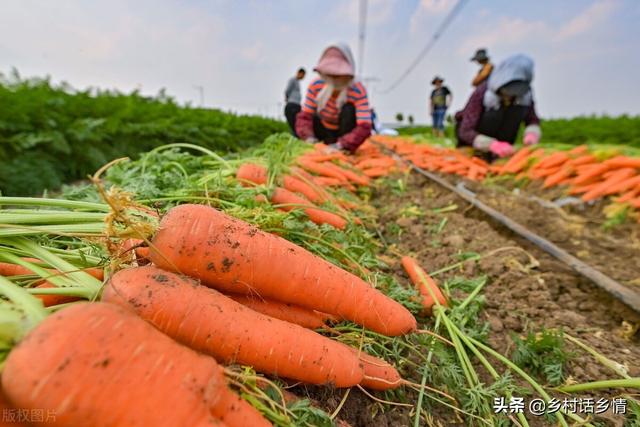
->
(376, 143, 640, 314)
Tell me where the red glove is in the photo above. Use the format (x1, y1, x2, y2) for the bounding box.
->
(337, 122, 372, 153)
(489, 140, 515, 158)
(295, 111, 315, 141)
(523, 132, 540, 146)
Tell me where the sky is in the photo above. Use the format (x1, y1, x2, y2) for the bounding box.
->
(1, 0, 639, 123)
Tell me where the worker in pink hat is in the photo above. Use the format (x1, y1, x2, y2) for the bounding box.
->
(296, 43, 372, 153)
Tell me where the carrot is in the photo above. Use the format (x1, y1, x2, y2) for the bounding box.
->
(2, 302, 265, 427)
(0, 387, 31, 427)
(103, 266, 365, 387)
(617, 187, 640, 203)
(327, 164, 370, 186)
(543, 168, 573, 188)
(401, 256, 447, 315)
(312, 177, 343, 186)
(225, 293, 331, 329)
(297, 159, 347, 182)
(603, 156, 640, 169)
(236, 163, 268, 187)
(603, 174, 640, 195)
(346, 347, 402, 390)
(271, 187, 347, 229)
(573, 164, 610, 185)
(282, 175, 327, 203)
(356, 158, 395, 169)
(0, 260, 103, 307)
(566, 145, 588, 155)
(362, 167, 391, 178)
(499, 147, 531, 174)
(581, 168, 636, 201)
(149, 204, 417, 336)
(534, 152, 569, 170)
(567, 155, 597, 167)
(568, 182, 599, 195)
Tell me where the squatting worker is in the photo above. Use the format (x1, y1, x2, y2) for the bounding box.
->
(455, 54, 541, 160)
(430, 76, 452, 138)
(284, 67, 306, 137)
(295, 43, 372, 153)
(471, 48, 494, 87)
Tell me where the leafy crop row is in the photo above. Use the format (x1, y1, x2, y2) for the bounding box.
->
(0, 71, 287, 196)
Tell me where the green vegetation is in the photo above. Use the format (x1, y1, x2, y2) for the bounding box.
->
(0, 71, 287, 196)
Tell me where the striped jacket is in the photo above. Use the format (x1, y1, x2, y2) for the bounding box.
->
(296, 79, 372, 152)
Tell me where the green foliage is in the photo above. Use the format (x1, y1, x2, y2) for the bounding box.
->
(510, 328, 572, 386)
(0, 72, 287, 196)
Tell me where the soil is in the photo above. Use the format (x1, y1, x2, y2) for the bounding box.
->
(316, 173, 640, 427)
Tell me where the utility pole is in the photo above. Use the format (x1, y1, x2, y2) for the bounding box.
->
(357, 0, 368, 78)
(193, 85, 204, 107)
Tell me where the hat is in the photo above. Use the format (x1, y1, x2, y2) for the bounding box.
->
(498, 80, 530, 97)
(431, 76, 444, 85)
(314, 47, 354, 76)
(471, 48, 489, 62)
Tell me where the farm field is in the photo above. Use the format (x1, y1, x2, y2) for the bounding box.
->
(0, 131, 638, 426)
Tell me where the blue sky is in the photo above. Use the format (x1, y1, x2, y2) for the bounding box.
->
(1, 0, 638, 123)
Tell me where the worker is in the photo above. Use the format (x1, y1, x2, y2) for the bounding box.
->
(295, 43, 372, 153)
(284, 67, 306, 137)
(454, 54, 541, 160)
(470, 48, 494, 87)
(430, 76, 452, 138)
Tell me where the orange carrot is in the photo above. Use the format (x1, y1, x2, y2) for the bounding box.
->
(567, 155, 597, 167)
(346, 347, 402, 391)
(328, 164, 370, 186)
(603, 156, 640, 169)
(149, 204, 417, 336)
(0, 260, 103, 307)
(603, 174, 640, 195)
(282, 175, 327, 203)
(617, 187, 640, 203)
(581, 168, 636, 201)
(313, 176, 343, 186)
(236, 163, 268, 187)
(103, 266, 365, 387)
(567, 145, 588, 155)
(362, 167, 391, 178)
(543, 168, 573, 188)
(573, 164, 610, 185)
(356, 158, 396, 169)
(3, 302, 265, 427)
(401, 256, 447, 315)
(271, 187, 347, 229)
(297, 159, 347, 181)
(225, 293, 331, 329)
(535, 152, 570, 170)
(499, 147, 531, 174)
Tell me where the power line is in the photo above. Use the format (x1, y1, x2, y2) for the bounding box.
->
(378, 0, 469, 94)
(357, 0, 368, 78)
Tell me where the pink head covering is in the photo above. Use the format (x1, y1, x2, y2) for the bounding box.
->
(314, 45, 355, 77)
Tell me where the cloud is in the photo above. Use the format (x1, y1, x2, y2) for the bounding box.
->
(555, 0, 618, 41)
(457, 17, 549, 56)
(409, 0, 456, 33)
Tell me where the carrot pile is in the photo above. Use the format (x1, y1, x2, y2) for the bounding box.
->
(1, 198, 418, 424)
(298, 136, 640, 221)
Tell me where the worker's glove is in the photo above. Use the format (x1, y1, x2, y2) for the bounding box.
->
(323, 142, 344, 153)
(489, 140, 515, 158)
(523, 132, 540, 146)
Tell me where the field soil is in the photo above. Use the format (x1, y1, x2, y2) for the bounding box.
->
(309, 173, 640, 427)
